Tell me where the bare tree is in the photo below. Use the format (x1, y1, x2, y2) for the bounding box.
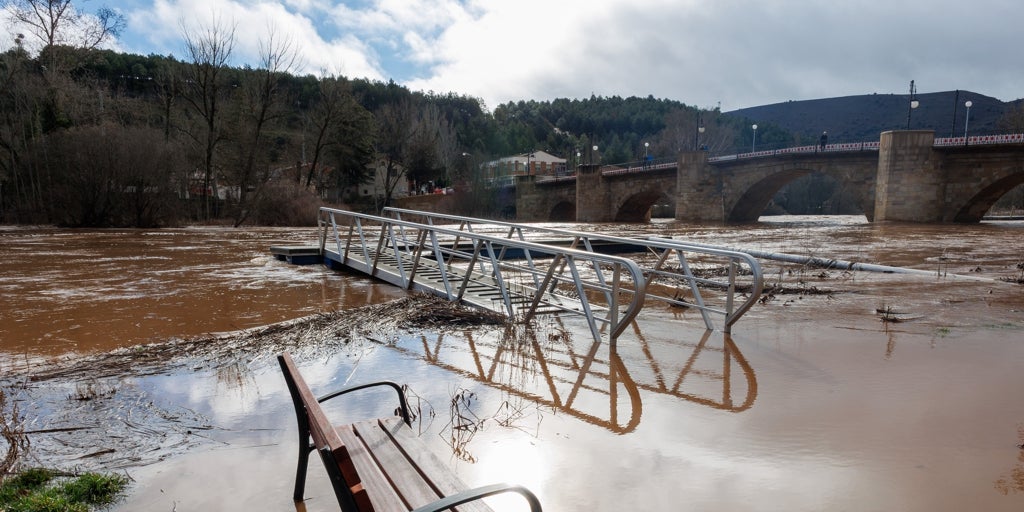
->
(374, 98, 415, 210)
(0, 41, 33, 219)
(2, 0, 125, 52)
(179, 16, 236, 220)
(150, 58, 182, 143)
(228, 28, 301, 226)
(311, 75, 375, 196)
(303, 73, 348, 189)
(373, 99, 456, 211)
(403, 102, 454, 189)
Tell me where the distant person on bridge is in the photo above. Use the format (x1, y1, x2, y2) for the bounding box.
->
(819, 131, 828, 151)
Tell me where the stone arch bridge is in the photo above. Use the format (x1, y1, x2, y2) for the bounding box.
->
(512, 130, 1024, 223)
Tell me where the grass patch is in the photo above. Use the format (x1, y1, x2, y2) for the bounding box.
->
(0, 468, 128, 512)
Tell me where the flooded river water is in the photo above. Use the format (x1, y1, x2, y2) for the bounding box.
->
(1, 216, 1023, 512)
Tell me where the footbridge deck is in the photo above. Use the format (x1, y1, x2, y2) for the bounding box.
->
(317, 207, 646, 343)
(381, 208, 764, 334)
(308, 207, 763, 343)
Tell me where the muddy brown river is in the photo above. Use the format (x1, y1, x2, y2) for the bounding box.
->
(2, 216, 1023, 512)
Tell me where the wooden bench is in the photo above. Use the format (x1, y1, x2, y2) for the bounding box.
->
(278, 352, 543, 512)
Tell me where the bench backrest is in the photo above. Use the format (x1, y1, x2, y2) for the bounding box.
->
(279, 352, 373, 511)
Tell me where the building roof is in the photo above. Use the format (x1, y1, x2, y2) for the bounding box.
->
(489, 150, 566, 165)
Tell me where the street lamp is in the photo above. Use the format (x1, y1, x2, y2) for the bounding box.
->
(575, 150, 581, 171)
(644, 142, 649, 168)
(751, 124, 758, 152)
(458, 151, 470, 185)
(592, 144, 599, 164)
(695, 115, 705, 150)
(906, 79, 919, 130)
(963, 100, 973, 144)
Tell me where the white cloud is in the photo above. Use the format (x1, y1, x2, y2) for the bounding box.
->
(10, 0, 1024, 109)
(124, 0, 385, 79)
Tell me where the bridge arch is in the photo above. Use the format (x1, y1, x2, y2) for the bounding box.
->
(550, 201, 576, 221)
(614, 190, 666, 222)
(725, 163, 876, 223)
(952, 172, 1024, 222)
(729, 169, 813, 222)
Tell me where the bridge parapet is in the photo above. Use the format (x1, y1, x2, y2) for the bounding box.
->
(935, 133, 1024, 147)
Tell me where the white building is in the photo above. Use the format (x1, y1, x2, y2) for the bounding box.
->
(482, 150, 568, 185)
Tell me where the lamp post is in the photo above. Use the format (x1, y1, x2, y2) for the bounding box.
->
(963, 100, 973, 144)
(458, 151, 469, 187)
(906, 80, 919, 130)
(643, 142, 649, 168)
(575, 150, 581, 172)
(751, 124, 758, 152)
(592, 145, 599, 165)
(694, 115, 705, 150)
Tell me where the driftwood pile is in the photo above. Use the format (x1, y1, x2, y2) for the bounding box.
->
(6, 294, 506, 383)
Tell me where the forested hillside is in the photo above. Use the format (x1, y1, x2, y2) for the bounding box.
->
(2, 24, 1022, 226)
(2, 39, 759, 226)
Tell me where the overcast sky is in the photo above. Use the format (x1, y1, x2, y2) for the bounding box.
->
(5, 0, 1024, 111)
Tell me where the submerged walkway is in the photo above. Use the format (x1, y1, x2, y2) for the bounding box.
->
(276, 207, 764, 342)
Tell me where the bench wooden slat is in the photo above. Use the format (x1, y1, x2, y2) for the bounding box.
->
(350, 419, 449, 510)
(336, 423, 411, 512)
(374, 418, 494, 512)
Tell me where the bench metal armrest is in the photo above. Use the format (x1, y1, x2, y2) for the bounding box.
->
(317, 380, 412, 425)
(410, 483, 542, 512)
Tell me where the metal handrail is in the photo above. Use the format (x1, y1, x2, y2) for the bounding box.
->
(645, 237, 764, 332)
(382, 208, 763, 333)
(318, 207, 647, 342)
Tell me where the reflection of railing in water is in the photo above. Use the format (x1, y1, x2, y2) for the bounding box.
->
(372, 320, 757, 435)
(627, 323, 757, 412)
(317, 207, 646, 343)
(382, 207, 763, 333)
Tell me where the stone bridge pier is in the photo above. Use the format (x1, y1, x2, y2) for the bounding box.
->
(675, 151, 723, 222)
(874, 130, 1024, 222)
(576, 164, 616, 222)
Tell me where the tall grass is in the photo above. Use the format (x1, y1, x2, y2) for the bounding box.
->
(0, 468, 128, 512)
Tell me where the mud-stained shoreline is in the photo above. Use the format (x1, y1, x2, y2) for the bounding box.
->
(4, 294, 504, 381)
(1, 295, 505, 473)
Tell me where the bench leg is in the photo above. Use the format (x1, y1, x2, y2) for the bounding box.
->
(293, 434, 314, 501)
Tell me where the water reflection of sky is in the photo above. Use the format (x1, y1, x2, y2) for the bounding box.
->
(5, 315, 1017, 512)
(84, 314, 1024, 510)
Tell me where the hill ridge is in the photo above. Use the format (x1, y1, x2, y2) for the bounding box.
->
(726, 90, 1017, 142)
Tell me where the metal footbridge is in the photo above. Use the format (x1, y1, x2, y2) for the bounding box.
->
(312, 207, 763, 342)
